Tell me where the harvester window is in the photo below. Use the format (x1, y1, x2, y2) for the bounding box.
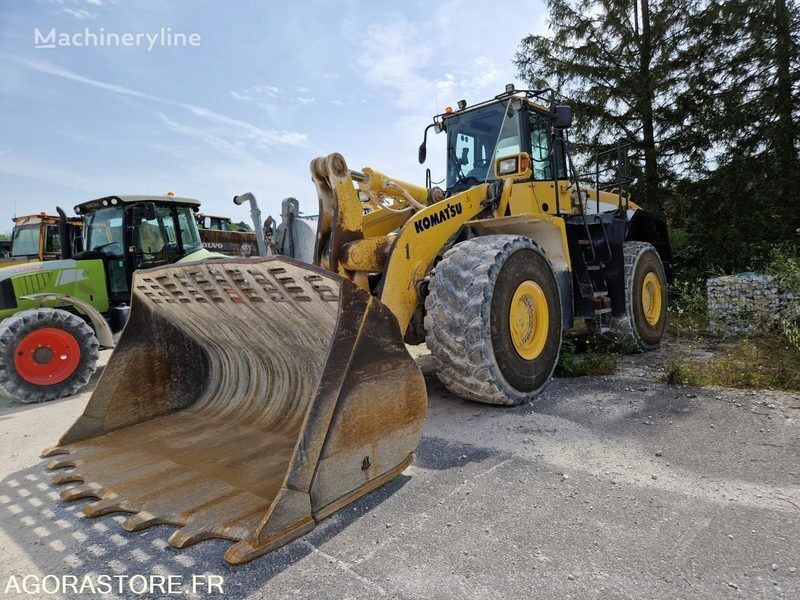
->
(45, 225, 62, 254)
(209, 217, 229, 231)
(10, 224, 40, 257)
(131, 205, 181, 268)
(85, 207, 124, 255)
(177, 209, 203, 254)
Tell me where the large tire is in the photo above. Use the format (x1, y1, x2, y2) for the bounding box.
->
(608, 241, 668, 352)
(0, 308, 99, 403)
(424, 235, 562, 405)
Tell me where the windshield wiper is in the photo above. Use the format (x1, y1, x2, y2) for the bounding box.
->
(448, 146, 466, 183)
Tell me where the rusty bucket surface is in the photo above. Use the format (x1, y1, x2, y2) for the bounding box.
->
(42, 257, 427, 564)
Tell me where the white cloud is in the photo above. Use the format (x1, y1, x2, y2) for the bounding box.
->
(231, 85, 280, 102)
(59, 8, 96, 19)
(351, 19, 437, 110)
(351, 17, 505, 112)
(296, 96, 315, 105)
(229, 85, 283, 119)
(0, 53, 307, 149)
(0, 152, 148, 195)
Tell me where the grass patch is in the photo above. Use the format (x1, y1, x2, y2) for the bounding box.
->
(667, 279, 708, 339)
(661, 336, 800, 390)
(556, 336, 619, 377)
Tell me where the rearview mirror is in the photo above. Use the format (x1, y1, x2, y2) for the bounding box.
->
(553, 105, 573, 129)
(418, 142, 427, 164)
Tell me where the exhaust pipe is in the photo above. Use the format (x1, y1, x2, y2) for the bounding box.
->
(56, 206, 72, 260)
(233, 192, 267, 257)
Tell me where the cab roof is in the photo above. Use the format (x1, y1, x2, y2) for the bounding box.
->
(74, 194, 201, 214)
(435, 87, 554, 124)
(12, 213, 81, 225)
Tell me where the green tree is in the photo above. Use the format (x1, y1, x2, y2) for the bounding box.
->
(515, 0, 710, 211)
(231, 221, 252, 232)
(669, 0, 800, 277)
(706, 0, 799, 235)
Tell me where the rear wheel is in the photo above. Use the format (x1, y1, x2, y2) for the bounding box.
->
(0, 308, 99, 403)
(608, 241, 668, 351)
(425, 235, 562, 405)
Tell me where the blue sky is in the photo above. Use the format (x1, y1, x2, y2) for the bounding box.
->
(0, 0, 547, 232)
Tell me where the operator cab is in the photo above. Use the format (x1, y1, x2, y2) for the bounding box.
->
(196, 214, 232, 231)
(74, 195, 204, 303)
(10, 214, 77, 260)
(419, 86, 571, 196)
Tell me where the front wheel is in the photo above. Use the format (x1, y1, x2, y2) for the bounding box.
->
(424, 235, 562, 405)
(0, 308, 99, 403)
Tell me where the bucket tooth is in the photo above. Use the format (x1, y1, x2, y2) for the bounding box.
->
(43, 258, 426, 564)
(46, 458, 76, 470)
(52, 472, 83, 485)
(122, 512, 169, 532)
(168, 526, 220, 549)
(82, 497, 132, 518)
(60, 484, 101, 502)
(41, 447, 69, 458)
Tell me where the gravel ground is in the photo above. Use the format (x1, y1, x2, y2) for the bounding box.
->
(0, 343, 798, 599)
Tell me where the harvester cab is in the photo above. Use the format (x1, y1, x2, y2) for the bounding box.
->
(0, 212, 82, 269)
(0, 195, 223, 403)
(73, 195, 212, 304)
(45, 87, 671, 564)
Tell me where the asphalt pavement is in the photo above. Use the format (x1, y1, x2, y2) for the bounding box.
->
(0, 347, 798, 599)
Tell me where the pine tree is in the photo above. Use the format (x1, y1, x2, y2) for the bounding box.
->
(514, 0, 711, 211)
(671, 0, 799, 277)
(708, 0, 799, 237)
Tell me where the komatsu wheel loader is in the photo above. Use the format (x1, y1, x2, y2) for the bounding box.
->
(44, 86, 671, 563)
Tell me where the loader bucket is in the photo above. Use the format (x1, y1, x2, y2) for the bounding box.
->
(41, 257, 427, 564)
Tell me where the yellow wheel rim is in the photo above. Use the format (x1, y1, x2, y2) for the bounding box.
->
(509, 280, 549, 360)
(641, 272, 662, 326)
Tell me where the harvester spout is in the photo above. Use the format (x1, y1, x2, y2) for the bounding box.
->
(43, 258, 426, 563)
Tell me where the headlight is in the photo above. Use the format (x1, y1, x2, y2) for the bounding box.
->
(498, 157, 519, 175)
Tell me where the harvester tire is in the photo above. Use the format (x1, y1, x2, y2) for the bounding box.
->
(425, 235, 562, 405)
(0, 308, 99, 403)
(607, 241, 668, 352)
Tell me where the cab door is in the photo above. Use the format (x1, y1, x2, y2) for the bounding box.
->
(128, 204, 183, 270)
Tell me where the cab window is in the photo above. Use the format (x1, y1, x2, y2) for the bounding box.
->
(446, 101, 522, 188)
(45, 225, 62, 254)
(529, 111, 567, 180)
(131, 205, 181, 268)
(11, 224, 40, 256)
(177, 208, 203, 254)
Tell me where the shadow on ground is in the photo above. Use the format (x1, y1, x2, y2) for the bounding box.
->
(0, 462, 410, 598)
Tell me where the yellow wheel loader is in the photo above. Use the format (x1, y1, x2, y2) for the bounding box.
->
(43, 86, 671, 563)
